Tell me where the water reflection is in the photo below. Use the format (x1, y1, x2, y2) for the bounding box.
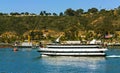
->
(18, 48, 32, 51)
(14, 48, 39, 52)
(40, 56, 106, 73)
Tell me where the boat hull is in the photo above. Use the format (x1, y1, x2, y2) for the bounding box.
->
(40, 52, 106, 56)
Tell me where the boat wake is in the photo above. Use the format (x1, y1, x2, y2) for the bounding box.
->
(106, 55, 120, 58)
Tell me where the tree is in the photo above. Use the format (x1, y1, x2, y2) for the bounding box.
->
(64, 8, 75, 16)
(25, 12, 29, 15)
(88, 8, 98, 14)
(99, 9, 107, 15)
(53, 13, 57, 16)
(59, 12, 64, 16)
(21, 12, 25, 15)
(75, 9, 84, 16)
(47, 13, 51, 16)
(0, 12, 3, 15)
(40, 11, 44, 16)
(10, 12, 20, 15)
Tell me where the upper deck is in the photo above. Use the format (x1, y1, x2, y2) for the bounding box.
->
(46, 44, 103, 48)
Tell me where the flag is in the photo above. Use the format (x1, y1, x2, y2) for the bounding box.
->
(105, 34, 113, 38)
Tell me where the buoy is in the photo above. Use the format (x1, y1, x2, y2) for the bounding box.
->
(13, 48, 18, 52)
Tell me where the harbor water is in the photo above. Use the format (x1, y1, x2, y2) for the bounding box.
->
(0, 48, 120, 73)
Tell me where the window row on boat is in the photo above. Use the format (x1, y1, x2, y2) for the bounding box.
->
(46, 47, 103, 49)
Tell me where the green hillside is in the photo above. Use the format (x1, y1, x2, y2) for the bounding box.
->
(0, 7, 120, 43)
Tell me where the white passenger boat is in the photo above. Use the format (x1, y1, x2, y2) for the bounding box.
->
(38, 39, 108, 56)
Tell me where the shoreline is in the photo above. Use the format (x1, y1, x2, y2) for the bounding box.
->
(0, 43, 120, 49)
(0, 43, 13, 48)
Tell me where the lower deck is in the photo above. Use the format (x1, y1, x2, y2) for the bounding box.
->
(40, 52, 106, 56)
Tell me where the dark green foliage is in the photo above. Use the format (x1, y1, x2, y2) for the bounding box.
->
(94, 16, 115, 34)
(88, 8, 98, 13)
(64, 8, 75, 16)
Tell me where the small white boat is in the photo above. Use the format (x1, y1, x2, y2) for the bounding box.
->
(15, 42, 33, 48)
(13, 40, 38, 48)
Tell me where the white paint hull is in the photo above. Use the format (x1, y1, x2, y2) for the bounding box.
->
(40, 52, 106, 56)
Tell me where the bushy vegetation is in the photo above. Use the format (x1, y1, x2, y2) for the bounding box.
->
(1, 6, 120, 43)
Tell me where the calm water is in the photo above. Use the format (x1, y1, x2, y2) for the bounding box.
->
(0, 48, 120, 73)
